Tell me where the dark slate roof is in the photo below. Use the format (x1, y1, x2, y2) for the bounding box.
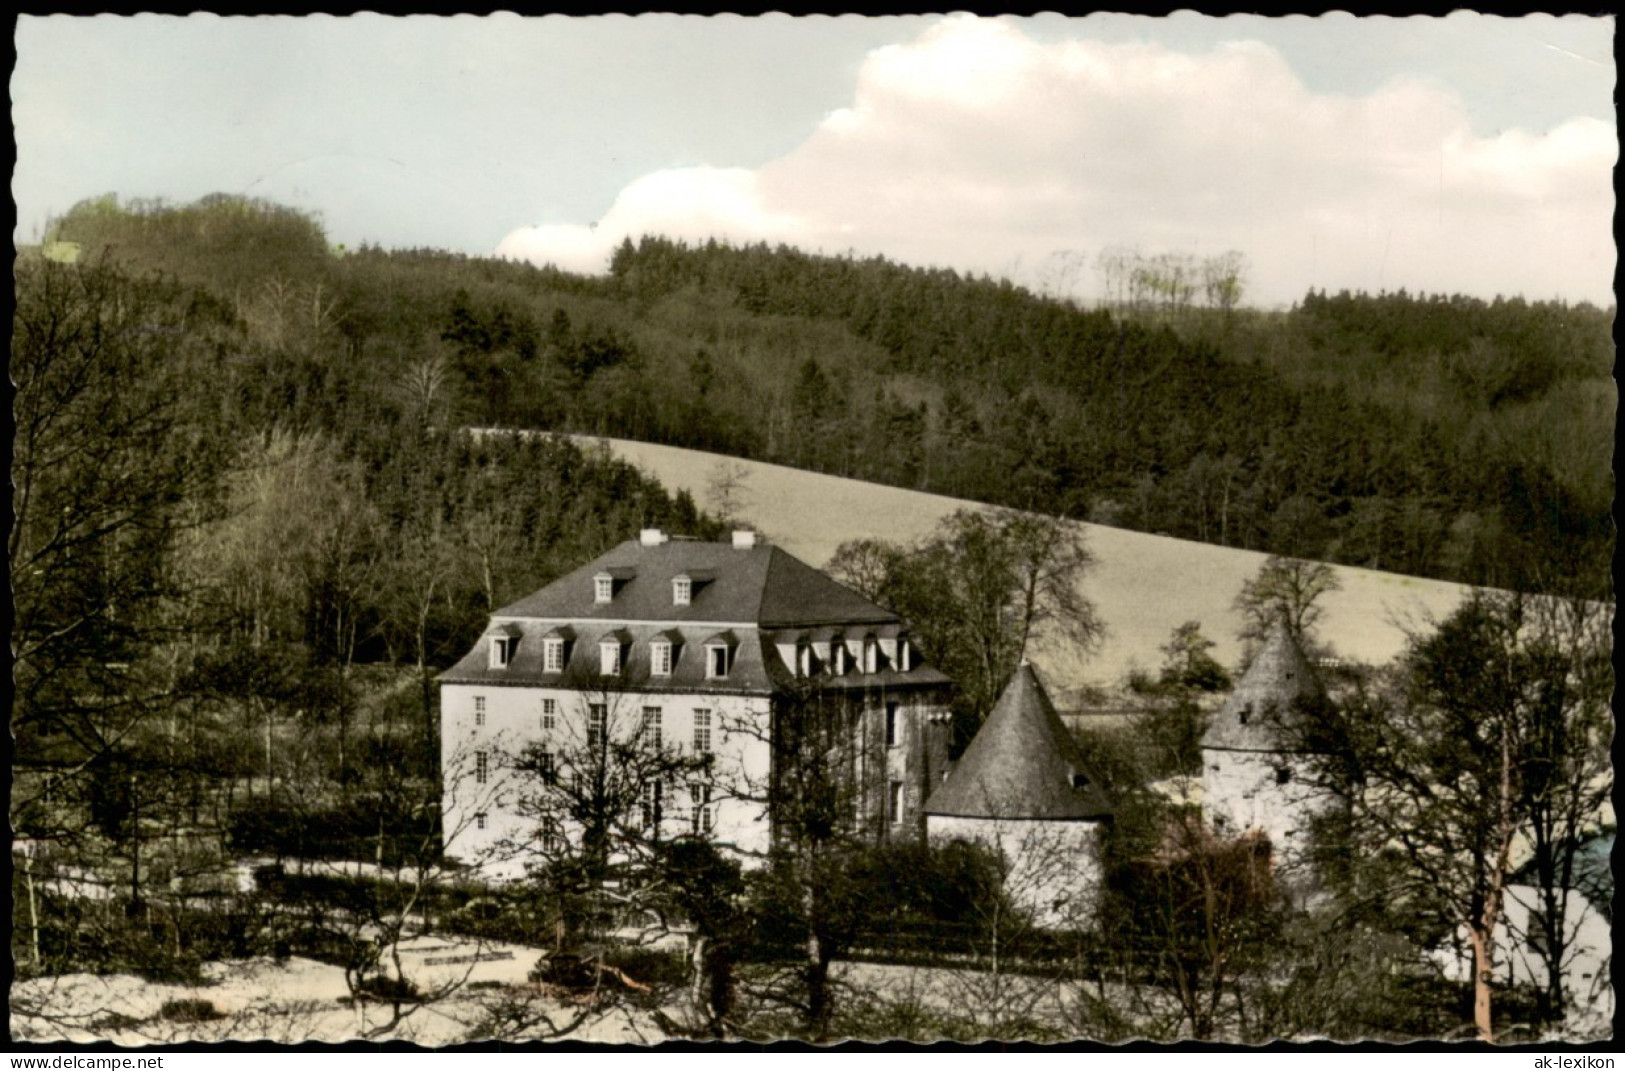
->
(443, 537, 950, 695)
(494, 540, 897, 628)
(1201, 619, 1326, 753)
(925, 663, 1114, 821)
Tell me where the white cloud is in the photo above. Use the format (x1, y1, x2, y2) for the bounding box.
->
(496, 14, 1616, 306)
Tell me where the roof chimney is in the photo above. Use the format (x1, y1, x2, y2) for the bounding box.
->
(732, 530, 756, 550)
(640, 528, 668, 547)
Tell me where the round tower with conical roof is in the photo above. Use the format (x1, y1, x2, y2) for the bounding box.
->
(1201, 618, 1331, 861)
(925, 662, 1114, 928)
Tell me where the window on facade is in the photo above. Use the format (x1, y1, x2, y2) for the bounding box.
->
(490, 636, 515, 669)
(707, 644, 729, 679)
(474, 695, 486, 728)
(1239, 703, 1252, 726)
(673, 577, 691, 606)
(588, 704, 608, 749)
(543, 639, 565, 673)
(644, 707, 663, 749)
(693, 708, 713, 753)
(885, 701, 900, 747)
(474, 812, 488, 831)
(888, 781, 904, 824)
(600, 640, 622, 676)
(538, 748, 556, 785)
(540, 816, 560, 853)
(541, 697, 556, 731)
(640, 780, 664, 833)
(476, 750, 490, 785)
(689, 782, 713, 835)
(594, 575, 614, 604)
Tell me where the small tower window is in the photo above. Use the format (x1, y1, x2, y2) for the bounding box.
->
(888, 781, 904, 824)
(1276, 765, 1293, 785)
(1239, 702, 1252, 726)
(885, 701, 900, 747)
(1072, 773, 1090, 790)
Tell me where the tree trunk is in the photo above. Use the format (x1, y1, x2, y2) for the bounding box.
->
(803, 869, 831, 1039)
(22, 845, 41, 969)
(1468, 923, 1495, 1042)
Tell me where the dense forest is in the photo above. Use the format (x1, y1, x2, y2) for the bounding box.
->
(42, 193, 1613, 598)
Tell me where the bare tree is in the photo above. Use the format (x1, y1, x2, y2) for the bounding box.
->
(1233, 555, 1342, 663)
(830, 509, 1102, 726)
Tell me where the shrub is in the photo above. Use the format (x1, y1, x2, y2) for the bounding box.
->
(357, 973, 420, 1003)
(159, 998, 224, 1023)
(601, 945, 687, 991)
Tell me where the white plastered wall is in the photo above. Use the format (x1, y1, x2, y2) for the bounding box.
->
(926, 814, 1106, 929)
(441, 683, 772, 880)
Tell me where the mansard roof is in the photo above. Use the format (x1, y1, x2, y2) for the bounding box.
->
(925, 663, 1113, 821)
(1201, 619, 1327, 753)
(494, 538, 896, 628)
(442, 535, 950, 694)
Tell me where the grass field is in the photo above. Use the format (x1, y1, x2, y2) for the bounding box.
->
(590, 437, 1477, 699)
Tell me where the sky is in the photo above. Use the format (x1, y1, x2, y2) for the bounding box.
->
(13, 13, 1617, 307)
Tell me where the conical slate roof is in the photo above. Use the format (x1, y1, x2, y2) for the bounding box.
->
(1202, 619, 1326, 753)
(926, 663, 1114, 821)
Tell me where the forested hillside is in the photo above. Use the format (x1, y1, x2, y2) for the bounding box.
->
(42, 194, 1613, 597)
(13, 228, 720, 887)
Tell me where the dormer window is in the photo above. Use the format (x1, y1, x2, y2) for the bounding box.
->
(490, 633, 518, 669)
(594, 567, 635, 604)
(707, 644, 730, 679)
(600, 639, 623, 676)
(796, 641, 817, 678)
(673, 577, 692, 606)
(897, 637, 913, 672)
(830, 640, 848, 676)
(651, 639, 673, 677)
(543, 638, 565, 673)
(862, 636, 878, 674)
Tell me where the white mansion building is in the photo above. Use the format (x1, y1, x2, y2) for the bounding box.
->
(440, 529, 954, 876)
